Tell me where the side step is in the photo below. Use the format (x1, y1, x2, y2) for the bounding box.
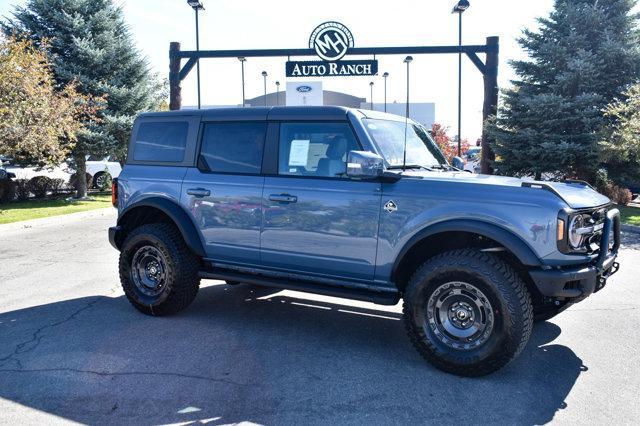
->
(198, 269, 400, 306)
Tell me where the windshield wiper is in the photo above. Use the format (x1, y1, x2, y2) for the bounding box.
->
(429, 164, 459, 171)
(387, 164, 434, 171)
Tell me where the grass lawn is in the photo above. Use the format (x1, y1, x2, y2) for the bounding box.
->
(0, 194, 113, 225)
(619, 205, 640, 226)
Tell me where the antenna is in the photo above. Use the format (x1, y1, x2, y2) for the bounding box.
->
(402, 56, 413, 171)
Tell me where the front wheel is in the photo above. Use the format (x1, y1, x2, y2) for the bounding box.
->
(403, 249, 533, 377)
(119, 223, 200, 316)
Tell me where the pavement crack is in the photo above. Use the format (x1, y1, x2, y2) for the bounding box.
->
(0, 367, 253, 387)
(0, 295, 107, 369)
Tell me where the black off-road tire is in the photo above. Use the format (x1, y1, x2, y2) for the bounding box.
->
(119, 223, 200, 316)
(403, 249, 533, 377)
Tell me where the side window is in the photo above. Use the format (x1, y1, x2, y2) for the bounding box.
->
(278, 122, 359, 178)
(133, 121, 189, 162)
(200, 122, 266, 174)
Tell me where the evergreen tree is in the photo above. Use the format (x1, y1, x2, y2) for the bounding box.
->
(600, 83, 640, 185)
(3, 0, 165, 197)
(488, 0, 640, 181)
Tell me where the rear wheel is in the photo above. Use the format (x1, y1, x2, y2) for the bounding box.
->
(403, 249, 533, 377)
(119, 223, 200, 316)
(93, 171, 110, 189)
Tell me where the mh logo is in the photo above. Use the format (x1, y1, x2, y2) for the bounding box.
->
(309, 21, 354, 62)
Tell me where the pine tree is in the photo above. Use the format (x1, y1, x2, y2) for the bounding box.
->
(600, 83, 640, 185)
(3, 0, 165, 197)
(488, 0, 640, 181)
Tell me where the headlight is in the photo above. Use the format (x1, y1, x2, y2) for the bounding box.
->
(568, 214, 587, 249)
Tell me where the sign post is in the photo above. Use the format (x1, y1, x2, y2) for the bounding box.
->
(168, 22, 500, 173)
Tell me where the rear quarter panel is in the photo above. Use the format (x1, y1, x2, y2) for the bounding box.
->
(117, 165, 188, 213)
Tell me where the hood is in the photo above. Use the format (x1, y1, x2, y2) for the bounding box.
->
(403, 170, 611, 209)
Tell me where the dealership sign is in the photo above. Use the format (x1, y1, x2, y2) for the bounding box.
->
(286, 22, 378, 77)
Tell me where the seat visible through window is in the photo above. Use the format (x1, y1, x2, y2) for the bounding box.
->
(278, 122, 359, 178)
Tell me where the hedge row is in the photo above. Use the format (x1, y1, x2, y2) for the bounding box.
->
(0, 173, 98, 204)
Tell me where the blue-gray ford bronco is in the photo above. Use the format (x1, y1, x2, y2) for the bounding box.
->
(109, 106, 620, 376)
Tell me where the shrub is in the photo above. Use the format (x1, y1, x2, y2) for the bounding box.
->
(28, 175, 53, 198)
(602, 184, 633, 205)
(0, 178, 16, 203)
(68, 172, 93, 192)
(14, 179, 31, 201)
(50, 178, 67, 195)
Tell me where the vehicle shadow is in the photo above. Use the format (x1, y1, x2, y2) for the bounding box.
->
(0, 283, 584, 425)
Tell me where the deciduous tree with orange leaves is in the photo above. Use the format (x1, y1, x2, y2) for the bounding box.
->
(0, 36, 101, 168)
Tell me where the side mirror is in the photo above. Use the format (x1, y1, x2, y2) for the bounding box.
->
(452, 156, 465, 170)
(346, 151, 384, 179)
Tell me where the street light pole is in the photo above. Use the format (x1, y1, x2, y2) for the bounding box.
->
(452, 0, 469, 157)
(238, 57, 246, 107)
(382, 72, 389, 112)
(369, 81, 374, 110)
(261, 71, 268, 107)
(275, 81, 280, 106)
(403, 56, 413, 171)
(187, 1, 204, 109)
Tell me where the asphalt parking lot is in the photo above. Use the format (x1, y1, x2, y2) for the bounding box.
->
(1, 208, 639, 425)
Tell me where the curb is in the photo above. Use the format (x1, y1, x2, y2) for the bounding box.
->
(0, 207, 115, 234)
(621, 223, 640, 234)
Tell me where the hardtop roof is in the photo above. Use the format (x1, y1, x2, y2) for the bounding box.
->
(136, 106, 410, 122)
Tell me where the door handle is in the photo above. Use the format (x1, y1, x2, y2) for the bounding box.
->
(269, 194, 297, 203)
(187, 188, 211, 197)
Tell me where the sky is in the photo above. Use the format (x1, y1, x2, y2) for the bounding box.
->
(0, 0, 562, 141)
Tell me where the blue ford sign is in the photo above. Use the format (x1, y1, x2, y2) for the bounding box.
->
(296, 85, 313, 93)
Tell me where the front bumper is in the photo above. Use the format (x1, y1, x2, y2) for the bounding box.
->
(529, 208, 621, 300)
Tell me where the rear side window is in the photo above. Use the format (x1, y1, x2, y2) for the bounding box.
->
(133, 121, 189, 162)
(200, 122, 266, 174)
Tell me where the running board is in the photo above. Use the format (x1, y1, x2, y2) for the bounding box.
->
(198, 269, 400, 306)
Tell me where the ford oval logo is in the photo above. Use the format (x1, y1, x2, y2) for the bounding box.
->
(296, 86, 312, 93)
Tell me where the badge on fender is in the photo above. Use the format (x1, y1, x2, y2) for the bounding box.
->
(384, 200, 398, 213)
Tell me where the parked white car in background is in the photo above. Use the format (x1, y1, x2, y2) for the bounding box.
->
(2, 156, 121, 188)
(86, 156, 122, 188)
(463, 147, 481, 173)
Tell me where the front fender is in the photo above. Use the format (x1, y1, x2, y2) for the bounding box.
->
(390, 219, 543, 282)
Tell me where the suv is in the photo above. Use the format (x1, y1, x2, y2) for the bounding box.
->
(109, 107, 620, 376)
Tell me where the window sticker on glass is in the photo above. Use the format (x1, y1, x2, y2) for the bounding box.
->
(288, 139, 310, 166)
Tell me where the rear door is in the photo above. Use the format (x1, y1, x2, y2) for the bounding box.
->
(261, 121, 382, 282)
(181, 121, 266, 266)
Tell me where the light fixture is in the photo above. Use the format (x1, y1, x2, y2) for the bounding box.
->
(452, 0, 469, 13)
(187, 0, 204, 10)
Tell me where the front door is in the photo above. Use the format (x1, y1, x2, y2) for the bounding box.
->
(182, 122, 266, 266)
(261, 122, 382, 282)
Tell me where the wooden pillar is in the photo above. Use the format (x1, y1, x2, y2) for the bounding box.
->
(480, 36, 499, 175)
(169, 42, 182, 111)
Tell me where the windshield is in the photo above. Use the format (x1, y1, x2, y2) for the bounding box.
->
(363, 119, 447, 168)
